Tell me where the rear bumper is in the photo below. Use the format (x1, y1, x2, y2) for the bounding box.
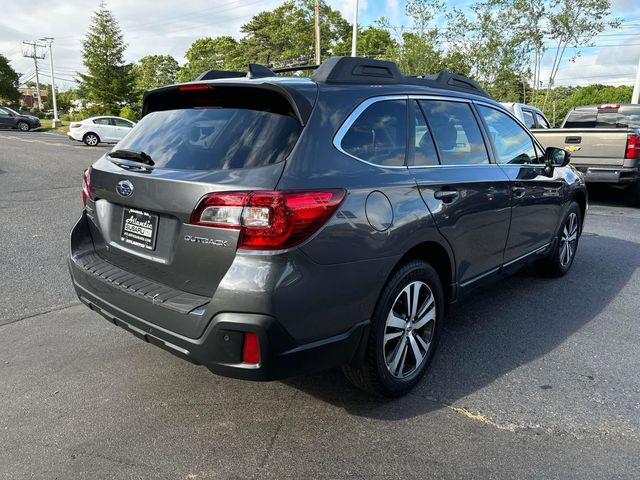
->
(68, 212, 371, 380)
(574, 165, 639, 184)
(70, 276, 368, 380)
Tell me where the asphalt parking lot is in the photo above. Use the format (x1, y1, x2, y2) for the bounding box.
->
(1, 130, 639, 479)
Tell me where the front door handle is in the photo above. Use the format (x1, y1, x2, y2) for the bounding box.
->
(434, 189, 459, 202)
(512, 186, 526, 198)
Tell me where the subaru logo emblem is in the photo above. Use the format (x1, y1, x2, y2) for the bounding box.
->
(116, 180, 134, 197)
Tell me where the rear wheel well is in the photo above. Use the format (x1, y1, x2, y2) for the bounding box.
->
(572, 191, 587, 230)
(398, 242, 453, 303)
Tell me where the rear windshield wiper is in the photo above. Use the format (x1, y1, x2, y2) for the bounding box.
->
(108, 149, 155, 166)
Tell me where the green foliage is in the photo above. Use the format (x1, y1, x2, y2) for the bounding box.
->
(132, 54, 179, 100)
(119, 105, 139, 121)
(0, 54, 20, 104)
(77, 2, 134, 115)
(178, 36, 242, 82)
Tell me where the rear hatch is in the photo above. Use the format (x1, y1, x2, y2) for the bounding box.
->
(85, 82, 314, 300)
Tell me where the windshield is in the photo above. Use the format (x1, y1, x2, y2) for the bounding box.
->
(114, 107, 302, 171)
(5, 107, 20, 115)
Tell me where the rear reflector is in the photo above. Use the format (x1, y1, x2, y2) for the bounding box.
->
(626, 133, 640, 159)
(190, 189, 346, 250)
(242, 332, 260, 364)
(82, 168, 91, 207)
(177, 84, 210, 91)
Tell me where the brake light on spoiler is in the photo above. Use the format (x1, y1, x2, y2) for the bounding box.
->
(597, 103, 620, 110)
(190, 189, 346, 250)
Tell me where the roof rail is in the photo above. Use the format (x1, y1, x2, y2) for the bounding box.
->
(195, 56, 491, 98)
(196, 69, 246, 81)
(310, 56, 491, 98)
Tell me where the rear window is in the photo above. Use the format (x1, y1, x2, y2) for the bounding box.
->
(116, 88, 302, 171)
(617, 106, 640, 128)
(564, 109, 596, 128)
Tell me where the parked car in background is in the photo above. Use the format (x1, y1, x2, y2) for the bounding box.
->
(0, 105, 41, 131)
(533, 104, 640, 206)
(68, 57, 585, 397)
(501, 102, 552, 129)
(68, 116, 136, 146)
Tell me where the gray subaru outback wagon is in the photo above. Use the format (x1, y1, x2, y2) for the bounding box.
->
(68, 57, 586, 397)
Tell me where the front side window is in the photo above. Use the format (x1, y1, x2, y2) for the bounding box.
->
(477, 105, 538, 165)
(419, 100, 489, 165)
(341, 100, 407, 166)
(113, 118, 133, 127)
(0, 107, 11, 116)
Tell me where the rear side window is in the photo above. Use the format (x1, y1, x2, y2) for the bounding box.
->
(94, 118, 111, 125)
(413, 101, 439, 166)
(564, 109, 596, 128)
(522, 110, 536, 129)
(477, 105, 538, 165)
(341, 100, 407, 166)
(116, 90, 302, 171)
(419, 100, 489, 165)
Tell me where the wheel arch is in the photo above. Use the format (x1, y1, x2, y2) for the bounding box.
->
(396, 240, 456, 304)
(572, 189, 587, 231)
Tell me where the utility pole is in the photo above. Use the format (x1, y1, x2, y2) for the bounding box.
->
(22, 41, 45, 111)
(632, 55, 640, 104)
(40, 37, 60, 127)
(351, 0, 359, 57)
(314, 0, 321, 65)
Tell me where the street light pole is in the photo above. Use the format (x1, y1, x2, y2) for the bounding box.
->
(632, 55, 640, 104)
(40, 37, 60, 127)
(351, 0, 359, 57)
(314, 0, 321, 65)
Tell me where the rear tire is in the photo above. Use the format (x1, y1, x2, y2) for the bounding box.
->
(343, 259, 443, 397)
(17, 121, 30, 132)
(624, 181, 640, 207)
(83, 132, 100, 146)
(539, 201, 581, 277)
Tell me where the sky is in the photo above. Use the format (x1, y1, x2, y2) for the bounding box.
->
(1, 0, 639, 92)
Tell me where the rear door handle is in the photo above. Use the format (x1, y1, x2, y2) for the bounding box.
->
(434, 189, 459, 202)
(512, 186, 526, 198)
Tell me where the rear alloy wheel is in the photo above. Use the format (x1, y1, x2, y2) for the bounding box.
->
(540, 201, 581, 277)
(17, 121, 30, 132)
(343, 260, 443, 397)
(83, 133, 100, 146)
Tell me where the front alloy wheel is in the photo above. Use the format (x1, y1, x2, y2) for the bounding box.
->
(384, 281, 436, 379)
(559, 212, 578, 267)
(17, 121, 30, 132)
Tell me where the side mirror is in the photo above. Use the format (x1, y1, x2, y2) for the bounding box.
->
(544, 147, 571, 168)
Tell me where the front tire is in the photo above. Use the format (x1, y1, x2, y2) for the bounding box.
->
(540, 201, 581, 277)
(83, 132, 100, 146)
(343, 260, 443, 397)
(17, 121, 30, 132)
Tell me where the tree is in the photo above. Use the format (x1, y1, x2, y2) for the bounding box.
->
(177, 36, 242, 82)
(333, 25, 397, 58)
(77, 1, 134, 115)
(542, 0, 620, 108)
(132, 54, 179, 100)
(0, 54, 20, 105)
(445, 1, 528, 94)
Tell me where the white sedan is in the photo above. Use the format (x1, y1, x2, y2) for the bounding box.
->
(68, 116, 136, 146)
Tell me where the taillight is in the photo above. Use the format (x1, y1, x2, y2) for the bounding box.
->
(82, 168, 91, 207)
(625, 133, 640, 159)
(70, 123, 82, 128)
(242, 332, 260, 365)
(190, 189, 346, 250)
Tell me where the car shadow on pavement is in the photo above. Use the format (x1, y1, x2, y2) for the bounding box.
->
(283, 233, 639, 420)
